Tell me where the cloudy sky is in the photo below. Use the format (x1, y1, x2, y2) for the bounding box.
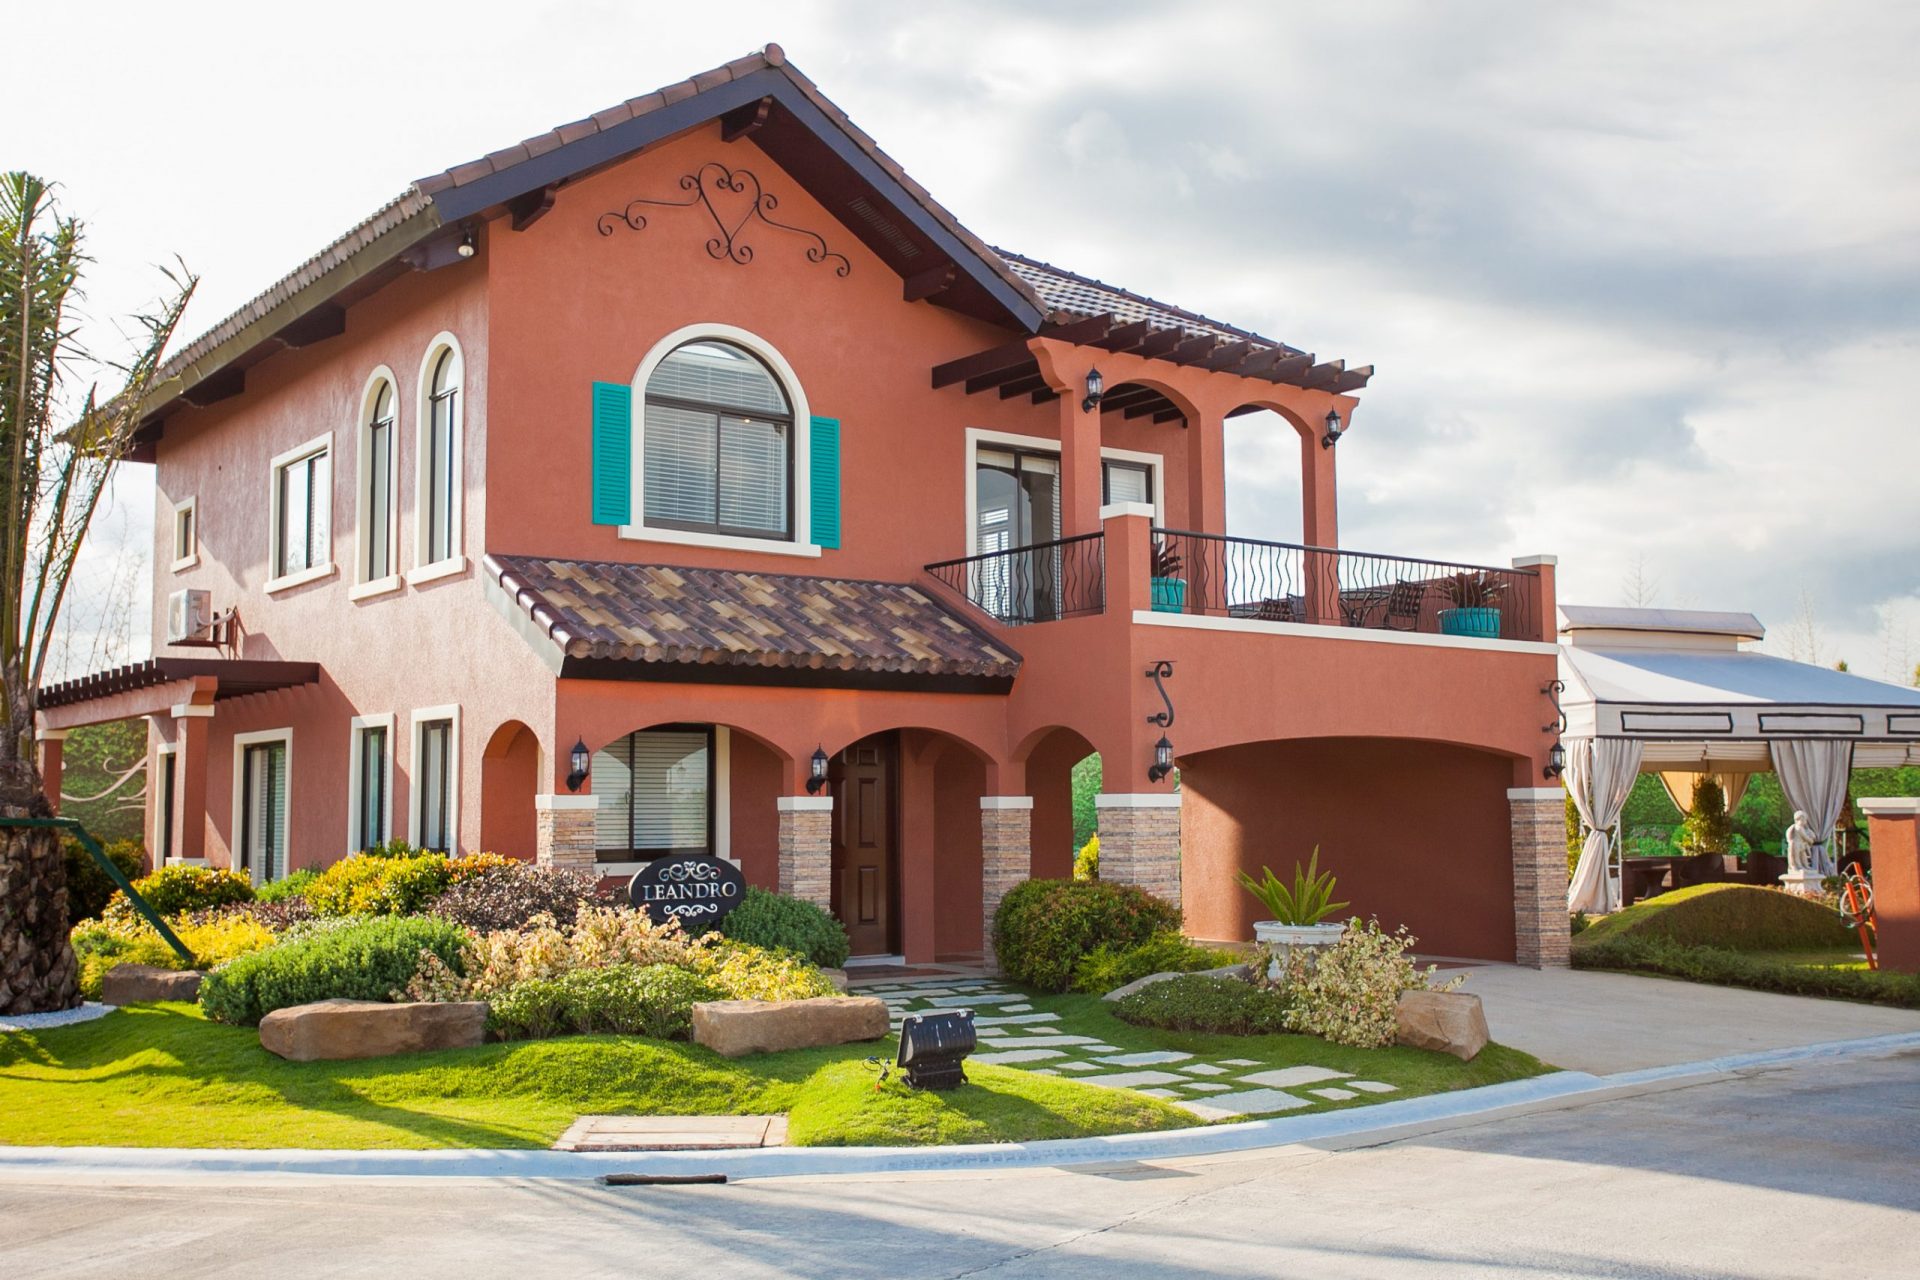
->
(6, 1, 1917, 678)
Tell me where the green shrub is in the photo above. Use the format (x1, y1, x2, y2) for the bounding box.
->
(486, 963, 723, 1041)
(714, 886, 850, 969)
(1112, 973, 1293, 1034)
(62, 837, 147, 923)
(197, 916, 471, 1025)
(104, 865, 253, 924)
(1070, 930, 1240, 994)
(992, 879, 1181, 992)
(1574, 935, 1920, 1009)
(73, 913, 277, 999)
(1678, 777, 1732, 855)
(1575, 883, 1852, 952)
(306, 853, 453, 917)
(255, 869, 319, 903)
(1265, 918, 1457, 1049)
(1073, 834, 1099, 881)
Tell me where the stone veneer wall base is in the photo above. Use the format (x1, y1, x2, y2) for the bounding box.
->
(777, 806, 833, 910)
(980, 802, 1034, 972)
(1509, 788, 1571, 968)
(1095, 796, 1182, 909)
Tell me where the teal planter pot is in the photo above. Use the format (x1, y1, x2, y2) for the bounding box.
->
(1151, 578, 1187, 614)
(1438, 607, 1501, 638)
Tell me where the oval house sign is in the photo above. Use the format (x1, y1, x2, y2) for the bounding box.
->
(628, 854, 746, 928)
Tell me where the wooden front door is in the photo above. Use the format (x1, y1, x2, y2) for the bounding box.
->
(831, 737, 896, 956)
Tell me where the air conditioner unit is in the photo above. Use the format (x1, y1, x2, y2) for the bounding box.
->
(166, 588, 211, 644)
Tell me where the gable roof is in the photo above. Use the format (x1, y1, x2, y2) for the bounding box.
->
(484, 553, 1021, 693)
(134, 44, 1356, 439)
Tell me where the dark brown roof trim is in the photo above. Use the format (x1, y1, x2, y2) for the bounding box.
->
(36, 657, 322, 710)
(557, 654, 1013, 695)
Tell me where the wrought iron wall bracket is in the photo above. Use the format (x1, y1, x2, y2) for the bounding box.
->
(1146, 660, 1176, 727)
(1542, 678, 1566, 734)
(597, 161, 851, 277)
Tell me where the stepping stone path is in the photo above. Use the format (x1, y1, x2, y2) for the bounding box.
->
(860, 977, 1403, 1120)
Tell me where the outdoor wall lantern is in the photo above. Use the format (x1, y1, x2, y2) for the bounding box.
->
(1148, 734, 1176, 784)
(1544, 740, 1567, 781)
(1082, 366, 1105, 413)
(1320, 406, 1345, 448)
(456, 230, 477, 259)
(805, 745, 831, 795)
(566, 737, 590, 792)
(1541, 678, 1567, 779)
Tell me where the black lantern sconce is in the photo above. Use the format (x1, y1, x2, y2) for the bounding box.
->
(1145, 659, 1176, 784)
(1320, 406, 1346, 448)
(566, 737, 590, 793)
(1082, 367, 1105, 413)
(1542, 679, 1567, 780)
(805, 745, 831, 795)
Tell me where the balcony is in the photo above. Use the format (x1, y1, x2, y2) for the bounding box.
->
(925, 526, 1543, 642)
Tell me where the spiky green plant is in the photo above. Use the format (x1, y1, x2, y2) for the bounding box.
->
(1238, 847, 1350, 925)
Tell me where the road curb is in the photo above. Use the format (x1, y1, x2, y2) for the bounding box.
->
(4, 1029, 1917, 1183)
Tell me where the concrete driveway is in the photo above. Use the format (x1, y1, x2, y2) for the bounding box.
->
(1457, 962, 1920, 1074)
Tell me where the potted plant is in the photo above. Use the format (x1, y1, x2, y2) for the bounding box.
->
(1238, 847, 1349, 977)
(1150, 538, 1186, 614)
(1437, 571, 1505, 638)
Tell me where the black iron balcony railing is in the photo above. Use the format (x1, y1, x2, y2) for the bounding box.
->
(1148, 528, 1541, 642)
(925, 532, 1107, 626)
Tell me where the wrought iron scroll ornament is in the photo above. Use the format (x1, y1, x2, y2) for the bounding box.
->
(597, 162, 851, 277)
(1146, 660, 1176, 728)
(1542, 678, 1566, 734)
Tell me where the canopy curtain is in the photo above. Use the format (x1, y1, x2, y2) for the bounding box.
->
(1769, 740, 1854, 875)
(1657, 771, 1751, 817)
(1566, 736, 1645, 914)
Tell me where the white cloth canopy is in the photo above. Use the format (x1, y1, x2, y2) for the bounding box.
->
(1769, 740, 1854, 876)
(1657, 770, 1751, 817)
(1566, 736, 1644, 914)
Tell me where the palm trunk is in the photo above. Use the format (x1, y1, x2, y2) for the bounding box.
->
(0, 755, 77, 1014)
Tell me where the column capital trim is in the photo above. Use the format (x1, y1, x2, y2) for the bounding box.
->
(776, 796, 833, 812)
(170, 703, 217, 719)
(1512, 554, 1558, 568)
(534, 793, 599, 811)
(1858, 797, 1920, 816)
(34, 728, 69, 742)
(980, 796, 1034, 810)
(1096, 792, 1182, 809)
(1507, 787, 1565, 801)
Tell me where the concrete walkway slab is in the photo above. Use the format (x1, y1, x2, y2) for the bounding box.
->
(552, 1115, 786, 1152)
(1461, 962, 1920, 1074)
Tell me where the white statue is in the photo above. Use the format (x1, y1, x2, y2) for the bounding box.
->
(1783, 810, 1819, 875)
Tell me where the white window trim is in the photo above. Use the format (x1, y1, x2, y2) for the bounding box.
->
(621, 322, 820, 558)
(963, 427, 1166, 555)
(230, 727, 293, 886)
(264, 431, 335, 594)
(413, 333, 467, 576)
(169, 496, 198, 572)
(354, 366, 402, 591)
(152, 741, 178, 856)
(596, 726, 733, 875)
(347, 713, 396, 855)
(408, 703, 462, 853)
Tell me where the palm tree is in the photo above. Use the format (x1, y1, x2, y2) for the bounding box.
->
(0, 173, 192, 1013)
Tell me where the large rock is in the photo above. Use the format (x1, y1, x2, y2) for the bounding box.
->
(258, 999, 488, 1062)
(102, 964, 204, 1005)
(1395, 989, 1490, 1061)
(692, 996, 890, 1058)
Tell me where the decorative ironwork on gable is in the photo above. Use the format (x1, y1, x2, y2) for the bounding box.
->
(597, 162, 851, 277)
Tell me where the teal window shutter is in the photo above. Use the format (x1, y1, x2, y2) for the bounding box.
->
(809, 416, 841, 549)
(590, 382, 632, 526)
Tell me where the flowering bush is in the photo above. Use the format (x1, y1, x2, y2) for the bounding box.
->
(102, 865, 253, 925)
(427, 863, 614, 932)
(1261, 917, 1462, 1049)
(486, 963, 723, 1040)
(305, 849, 518, 917)
(72, 912, 277, 999)
(693, 939, 838, 1001)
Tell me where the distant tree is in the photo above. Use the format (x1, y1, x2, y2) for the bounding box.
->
(1783, 590, 1823, 665)
(1835, 658, 1850, 672)
(1620, 554, 1660, 608)
(0, 173, 192, 1014)
(1070, 753, 1100, 850)
(1678, 777, 1731, 855)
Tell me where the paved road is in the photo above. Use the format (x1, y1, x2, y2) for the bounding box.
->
(4, 1048, 1916, 1279)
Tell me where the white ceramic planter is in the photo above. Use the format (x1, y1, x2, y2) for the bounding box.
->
(1253, 920, 1347, 979)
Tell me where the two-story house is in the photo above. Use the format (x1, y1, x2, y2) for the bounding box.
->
(34, 46, 1570, 967)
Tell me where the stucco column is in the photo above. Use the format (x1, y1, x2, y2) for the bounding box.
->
(776, 796, 832, 911)
(1509, 786, 1571, 968)
(35, 730, 66, 815)
(1858, 798, 1920, 973)
(1513, 555, 1559, 644)
(1096, 793, 1182, 909)
(534, 794, 598, 870)
(981, 796, 1033, 968)
(1186, 407, 1227, 535)
(172, 702, 213, 863)
(1058, 383, 1105, 539)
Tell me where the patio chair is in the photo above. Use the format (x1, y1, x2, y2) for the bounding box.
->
(1381, 579, 1426, 631)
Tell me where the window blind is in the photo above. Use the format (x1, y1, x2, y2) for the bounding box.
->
(649, 341, 788, 415)
(592, 729, 711, 858)
(1104, 459, 1152, 506)
(419, 720, 452, 852)
(644, 403, 718, 526)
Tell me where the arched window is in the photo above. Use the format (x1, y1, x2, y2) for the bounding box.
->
(420, 344, 462, 566)
(359, 377, 397, 584)
(643, 340, 792, 539)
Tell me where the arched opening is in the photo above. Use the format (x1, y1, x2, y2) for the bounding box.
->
(479, 721, 540, 859)
(1019, 725, 1100, 881)
(1179, 736, 1522, 960)
(1222, 405, 1307, 544)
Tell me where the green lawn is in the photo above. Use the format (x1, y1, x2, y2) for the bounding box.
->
(0, 991, 1550, 1150)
